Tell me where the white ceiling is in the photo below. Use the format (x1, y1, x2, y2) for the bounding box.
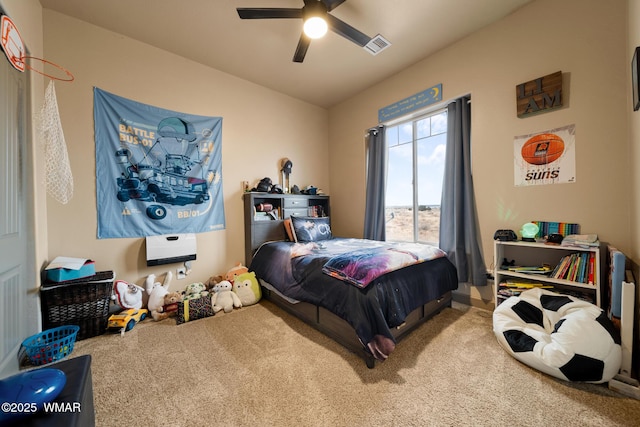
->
(39, 0, 533, 108)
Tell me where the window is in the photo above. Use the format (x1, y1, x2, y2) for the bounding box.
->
(385, 109, 447, 244)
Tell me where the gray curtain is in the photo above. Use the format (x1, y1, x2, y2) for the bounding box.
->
(439, 96, 487, 286)
(363, 126, 386, 241)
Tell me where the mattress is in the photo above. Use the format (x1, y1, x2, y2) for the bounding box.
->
(249, 238, 459, 348)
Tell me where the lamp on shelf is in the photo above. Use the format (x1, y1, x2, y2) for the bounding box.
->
(521, 222, 539, 242)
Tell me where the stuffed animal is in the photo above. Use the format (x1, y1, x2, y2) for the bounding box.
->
(145, 272, 172, 321)
(232, 271, 261, 306)
(226, 263, 249, 284)
(204, 275, 224, 292)
(153, 291, 183, 321)
(111, 280, 145, 310)
(183, 282, 208, 300)
(211, 280, 242, 313)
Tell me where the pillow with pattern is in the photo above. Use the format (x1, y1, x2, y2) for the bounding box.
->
(290, 216, 332, 242)
(176, 294, 215, 324)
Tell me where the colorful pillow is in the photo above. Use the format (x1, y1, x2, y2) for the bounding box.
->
(290, 216, 332, 242)
(176, 294, 215, 324)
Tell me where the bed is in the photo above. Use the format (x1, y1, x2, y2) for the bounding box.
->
(249, 220, 459, 368)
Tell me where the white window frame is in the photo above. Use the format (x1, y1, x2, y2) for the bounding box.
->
(384, 106, 447, 244)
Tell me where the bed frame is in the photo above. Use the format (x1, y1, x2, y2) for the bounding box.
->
(260, 283, 452, 368)
(243, 193, 453, 368)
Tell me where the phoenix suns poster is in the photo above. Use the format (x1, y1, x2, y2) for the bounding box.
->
(514, 124, 576, 186)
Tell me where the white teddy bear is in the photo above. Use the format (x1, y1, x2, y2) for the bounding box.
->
(211, 280, 242, 313)
(145, 271, 173, 321)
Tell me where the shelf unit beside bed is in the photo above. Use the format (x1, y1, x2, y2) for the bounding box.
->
(243, 192, 330, 264)
(494, 240, 602, 308)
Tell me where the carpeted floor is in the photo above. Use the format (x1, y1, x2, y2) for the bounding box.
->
(72, 301, 640, 426)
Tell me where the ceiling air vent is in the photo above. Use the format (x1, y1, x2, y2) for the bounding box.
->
(364, 34, 391, 56)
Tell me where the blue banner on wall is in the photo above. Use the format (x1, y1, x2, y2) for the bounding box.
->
(94, 87, 225, 238)
(378, 84, 443, 123)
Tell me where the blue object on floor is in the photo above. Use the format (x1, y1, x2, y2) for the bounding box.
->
(22, 326, 79, 366)
(0, 368, 66, 423)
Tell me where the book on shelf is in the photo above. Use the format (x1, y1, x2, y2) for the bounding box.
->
(502, 281, 554, 289)
(307, 205, 326, 217)
(254, 210, 280, 221)
(497, 280, 554, 297)
(506, 265, 552, 274)
(568, 253, 580, 281)
(587, 252, 595, 284)
(551, 252, 595, 284)
(532, 221, 580, 238)
(550, 255, 567, 278)
(578, 252, 589, 283)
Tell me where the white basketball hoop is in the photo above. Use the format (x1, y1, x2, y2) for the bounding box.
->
(1, 14, 74, 81)
(1, 14, 25, 72)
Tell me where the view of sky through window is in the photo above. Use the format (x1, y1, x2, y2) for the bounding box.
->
(385, 110, 446, 244)
(386, 111, 446, 207)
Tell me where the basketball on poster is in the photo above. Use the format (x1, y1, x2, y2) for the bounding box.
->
(514, 124, 576, 186)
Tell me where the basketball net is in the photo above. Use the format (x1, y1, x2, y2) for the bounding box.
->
(39, 80, 73, 204)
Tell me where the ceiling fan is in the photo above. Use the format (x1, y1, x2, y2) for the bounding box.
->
(237, 0, 372, 63)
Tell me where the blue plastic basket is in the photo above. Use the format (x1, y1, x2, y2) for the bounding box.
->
(22, 325, 79, 366)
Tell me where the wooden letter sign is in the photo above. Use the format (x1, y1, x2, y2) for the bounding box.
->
(516, 71, 562, 117)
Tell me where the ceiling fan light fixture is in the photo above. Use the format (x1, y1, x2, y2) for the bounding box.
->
(303, 16, 327, 39)
(237, 0, 372, 63)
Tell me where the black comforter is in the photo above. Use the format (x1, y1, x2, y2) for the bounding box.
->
(249, 238, 458, 352)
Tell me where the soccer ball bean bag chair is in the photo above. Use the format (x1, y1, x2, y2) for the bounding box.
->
(493, 288, 621, 383)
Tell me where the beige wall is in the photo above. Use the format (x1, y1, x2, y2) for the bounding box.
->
(16, 0, 639, 303)
(41, 10, 330, 291)
(329, 0, 630, 305)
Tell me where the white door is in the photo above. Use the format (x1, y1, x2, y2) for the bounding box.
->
(0, 44, 36, 375)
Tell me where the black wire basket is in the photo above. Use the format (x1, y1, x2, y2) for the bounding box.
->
(40, 271, 114, 340)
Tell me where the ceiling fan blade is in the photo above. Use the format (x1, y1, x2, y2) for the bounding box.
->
(322, 0, 347, 12)
(293, 33, 311, 63)
(326, 14, 370, 47)
(237, 8, 303, 19)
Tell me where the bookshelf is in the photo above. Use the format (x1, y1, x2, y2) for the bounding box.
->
(243, 192, 330, 264)
(494, 240, 601, 308)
